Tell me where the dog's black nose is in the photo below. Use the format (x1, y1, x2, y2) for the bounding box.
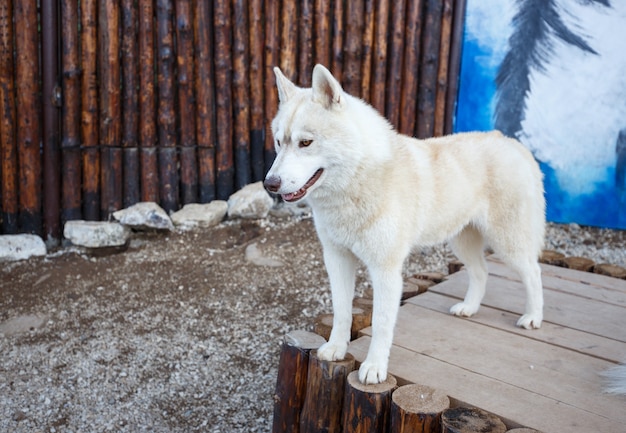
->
(264, 175, 281, 193)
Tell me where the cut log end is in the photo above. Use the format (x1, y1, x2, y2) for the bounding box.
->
(392, 383, 450, 414)
(285, 330, 327, 349)
(391, 383, 450, 433)
(314, 307, 373, 342)
(441, 407, 506, 433)
(346, 369, 397, 393)
(593, 263, 626, 279)
(539, 249, 565, 266)
(561, 256, 595, 272)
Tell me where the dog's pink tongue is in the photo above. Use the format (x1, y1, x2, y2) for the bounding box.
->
(282, 192, 296, 201)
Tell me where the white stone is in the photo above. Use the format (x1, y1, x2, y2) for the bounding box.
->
(227, 181, 275, 219)
(244, 243, 284, 267)
(0, 234, 47, 261)
(0, 314, 49, 337)
(170, 201, 228, 230)
(63, 220, 130, 248)
(112, 202, 174, 230)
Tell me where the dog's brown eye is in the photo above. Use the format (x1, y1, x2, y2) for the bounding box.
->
(299, 139, 313, 148)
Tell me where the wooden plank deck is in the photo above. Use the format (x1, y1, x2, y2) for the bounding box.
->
(348, 256, 626, 432)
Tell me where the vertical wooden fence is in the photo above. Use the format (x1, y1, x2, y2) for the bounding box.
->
(0, 0, 466, 241)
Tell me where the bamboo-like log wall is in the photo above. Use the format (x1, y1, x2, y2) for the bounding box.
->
(0, 0, 466, 239)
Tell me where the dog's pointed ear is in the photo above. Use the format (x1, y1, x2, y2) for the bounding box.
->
(312, 64, 344, 110)
(274, 67, 297, 104)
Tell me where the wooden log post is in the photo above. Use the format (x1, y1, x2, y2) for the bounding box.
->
(60, 0, 82, 223)
(232, 0, 251, 190)
(0, 0, 18, 233)
(314, 0, 332, 69)
(156, 0, 179, 212)
(360, 0, 374, 100)
(15, 0, 42, 234)
(433, 0, 453, 137)
(248, 0, 265, 182)
(385, 0, 406, 128)
(370, 0, 390, 113)
(444, 0, 467, 135)
(213, 0, 234, 200)
(279, 0, 298, 82)
(121, 0, 140, 208)
(342, 371, 397, 433)
(343, 0, 364, 97)
(298, 0, 314, 87)
(399, 0, 423, 136)
(272, 330, 326, 433)
(314, 314, 334, 341)
(315, 307, 373, 342)
(41, 0, 61, 242)
(353, 296, 374, 312)
(193, 0, 217, 202)
(539, 250, 565, 266)
(138, 0, 159, 203)
(351, 307, 372, 339)
(402, 278, 434, 301)
(300, 351, 355, 433)
(331, 0, 344, 82)
(441, 407, 506, 433)
(80, 0, 100, 221)
(390, 384, 450, 433)
(175, 0, 198, 205)
(99, 1, 123, 219)
(263, 0, 279, 174)
(448, 260, 464, 274)
(416, 0, 443, 139)
(413, 271, 446, 284)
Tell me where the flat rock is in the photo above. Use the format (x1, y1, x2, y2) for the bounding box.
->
(171, 201, 228, 230)
(0, 234, 47, 261)
(228, 181, 274, 219)
(112, 202, 174, 231)
(0, 314, 49, 337)
(245, 243, 284, 267)
(64, 220, 131, 248)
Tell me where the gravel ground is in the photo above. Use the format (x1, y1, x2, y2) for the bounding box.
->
(1, 208, 625, 432)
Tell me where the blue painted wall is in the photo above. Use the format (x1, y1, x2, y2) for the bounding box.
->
(455, 0, 626, 229)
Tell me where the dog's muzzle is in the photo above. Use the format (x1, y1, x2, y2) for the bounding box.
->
(264, 169, 324, 202)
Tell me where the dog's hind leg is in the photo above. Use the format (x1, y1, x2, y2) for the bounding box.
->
(449, 225, 488, 318)
(506, 256, 543, 329)
(488, 225, 544, 329)
(316, 242, 359, 362)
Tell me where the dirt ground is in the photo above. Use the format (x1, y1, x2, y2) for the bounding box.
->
(1, 214, 335, 432)
(1, 211, 625, 432)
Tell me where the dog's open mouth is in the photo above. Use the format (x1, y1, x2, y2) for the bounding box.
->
(282, 168, 324, 202)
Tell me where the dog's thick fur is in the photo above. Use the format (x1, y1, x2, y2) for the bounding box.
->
(264, 65, 546, 384)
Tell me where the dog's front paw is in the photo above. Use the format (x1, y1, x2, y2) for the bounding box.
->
(317, 342, 348, 361)
(450, 301, 479, 317)
(358, 359, 388, 384)
(517, 313, 542, 329)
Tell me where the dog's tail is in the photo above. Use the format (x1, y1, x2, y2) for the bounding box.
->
(602, 364, 626, 395)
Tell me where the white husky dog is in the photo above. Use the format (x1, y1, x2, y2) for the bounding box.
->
(264, 64, 546, 384)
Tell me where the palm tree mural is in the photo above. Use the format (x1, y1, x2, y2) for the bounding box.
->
(486, 0, 626, 227)
(494, 0, 609, 137)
